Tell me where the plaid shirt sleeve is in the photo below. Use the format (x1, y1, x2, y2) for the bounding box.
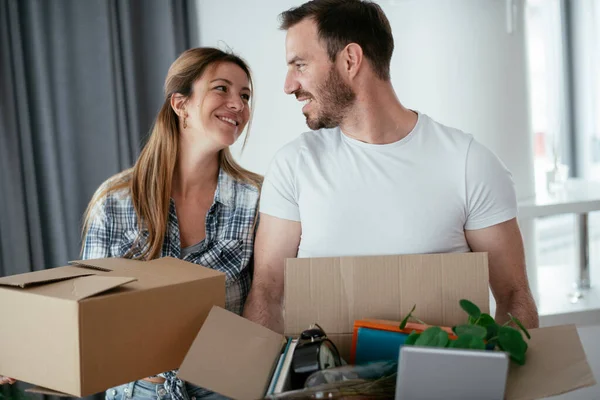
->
(81, 198, 112, 260)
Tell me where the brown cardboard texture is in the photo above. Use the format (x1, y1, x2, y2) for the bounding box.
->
(283, 253, 596, 399)
(505, 324, 596, 400)
(0, 257, 225, 397)
(285, 253, 490, 360)
(178, 306, 285, 400)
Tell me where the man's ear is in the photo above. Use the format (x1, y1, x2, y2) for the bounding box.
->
(341, 43, 363, 80)
(170, 93, 187, 117)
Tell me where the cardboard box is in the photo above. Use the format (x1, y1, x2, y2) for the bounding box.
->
(179, 253, 596, 400)
(0, 257, 225, 397)
(179, 306, 286, 400)
(284, 252, 491, 361)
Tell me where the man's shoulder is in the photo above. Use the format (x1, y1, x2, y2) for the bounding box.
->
(422, 115, 501, 164)
(274, 128, 340, 160)
(419, 113, 474, 146)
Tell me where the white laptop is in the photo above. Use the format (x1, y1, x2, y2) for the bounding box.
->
(395, 346, 509, 400)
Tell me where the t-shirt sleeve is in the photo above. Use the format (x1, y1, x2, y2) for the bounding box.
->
(464, 139, 518, 230)
(259, 141, 302, 221)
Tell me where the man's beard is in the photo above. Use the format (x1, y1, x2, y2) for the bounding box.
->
(302, 66, 356, 130)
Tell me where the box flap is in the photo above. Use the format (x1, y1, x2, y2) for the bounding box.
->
(284, 253, 489, 335)
(71, 257, 225, 285)
(505, 324, 596, 400)
(0, 265, 95, 288)
(70, 257, 142, 272)
(3, 275, 136, 301)
(178, 306, 284, 400)
(62, 275, 137, 301)
(14, 275, 137, 301)
(147, 256, 225, 279)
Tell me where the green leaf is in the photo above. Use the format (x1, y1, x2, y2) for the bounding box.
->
(459, 299, 481, 319)
(404, 330, 420, 346)
(497, 340, 526, 365)
(449, 334, 486, 350)
(508, 313, 531, 340)
(476, 313, 496, 327)
(485, 323, 500, 342)
(454, 324, 487, 339)
(498, 326, 528, 365)
(414, 326, 449, 347)
(399, 304, 416, 330)
(511, 350, 526, 365)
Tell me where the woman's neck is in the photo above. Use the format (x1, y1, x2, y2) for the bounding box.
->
(172, 146, 220, 199)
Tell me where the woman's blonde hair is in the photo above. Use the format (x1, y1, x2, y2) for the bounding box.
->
(82, 48, 262, 260)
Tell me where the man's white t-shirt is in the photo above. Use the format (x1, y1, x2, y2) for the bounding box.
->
(260, 112, 518, 258)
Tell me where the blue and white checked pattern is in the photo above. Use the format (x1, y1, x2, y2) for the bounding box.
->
(82, 168, 259, 314)
(82, 169, 259, 400)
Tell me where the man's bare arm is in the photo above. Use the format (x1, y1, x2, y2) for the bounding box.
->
(465, 218, 539, 328)
(243, 213, 301, 333)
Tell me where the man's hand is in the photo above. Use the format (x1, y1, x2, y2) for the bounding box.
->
(243, 213, 301, 333)
(0, 376, 16, 385)
(465, 218, 539, 328)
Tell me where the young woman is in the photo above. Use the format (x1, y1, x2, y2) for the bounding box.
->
(0, 47, 259, 399)
(81, 47, 261, 400)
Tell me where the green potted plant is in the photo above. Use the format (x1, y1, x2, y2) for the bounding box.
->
(399, 299, 531, 365)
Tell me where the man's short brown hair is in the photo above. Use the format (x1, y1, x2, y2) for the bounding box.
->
(280, 0, 394, 81)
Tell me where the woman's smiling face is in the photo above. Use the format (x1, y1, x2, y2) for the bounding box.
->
(184, 62, 252, 149)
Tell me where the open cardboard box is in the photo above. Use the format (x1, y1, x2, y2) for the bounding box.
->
(179, 253, 596, 400)
(0, 257, 225, 397)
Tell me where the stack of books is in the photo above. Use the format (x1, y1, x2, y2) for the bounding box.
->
(265, 337, 299, 395)
(351, 319, 453, 364)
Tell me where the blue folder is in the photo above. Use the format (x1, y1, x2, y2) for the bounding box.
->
(354, 327, 411, 365)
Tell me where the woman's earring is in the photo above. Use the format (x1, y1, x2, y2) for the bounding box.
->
(183, 116, 187, 129)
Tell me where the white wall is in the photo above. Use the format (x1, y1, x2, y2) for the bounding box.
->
(197, 0, 535, 200)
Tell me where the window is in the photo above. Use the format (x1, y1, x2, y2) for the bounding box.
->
(525, 0, 570, 194)
(572, 0, 600, 179)
(525, 0, 600, 311)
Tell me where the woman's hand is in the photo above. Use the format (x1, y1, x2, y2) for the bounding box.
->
(0, 376, 16, 385)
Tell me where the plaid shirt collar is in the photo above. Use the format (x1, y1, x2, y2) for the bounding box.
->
(214, 168, 236, 207)
(164, 169, 240, 257)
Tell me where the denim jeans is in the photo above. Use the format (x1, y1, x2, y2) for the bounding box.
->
(105, 380, 230, 400)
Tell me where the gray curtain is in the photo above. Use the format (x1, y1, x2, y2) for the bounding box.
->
(0, 0, 197, 398)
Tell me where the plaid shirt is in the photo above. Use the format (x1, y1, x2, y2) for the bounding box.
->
(82, 168, 259, 315)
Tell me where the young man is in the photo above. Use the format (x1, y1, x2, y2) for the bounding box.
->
(243, 0, 538, 332)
